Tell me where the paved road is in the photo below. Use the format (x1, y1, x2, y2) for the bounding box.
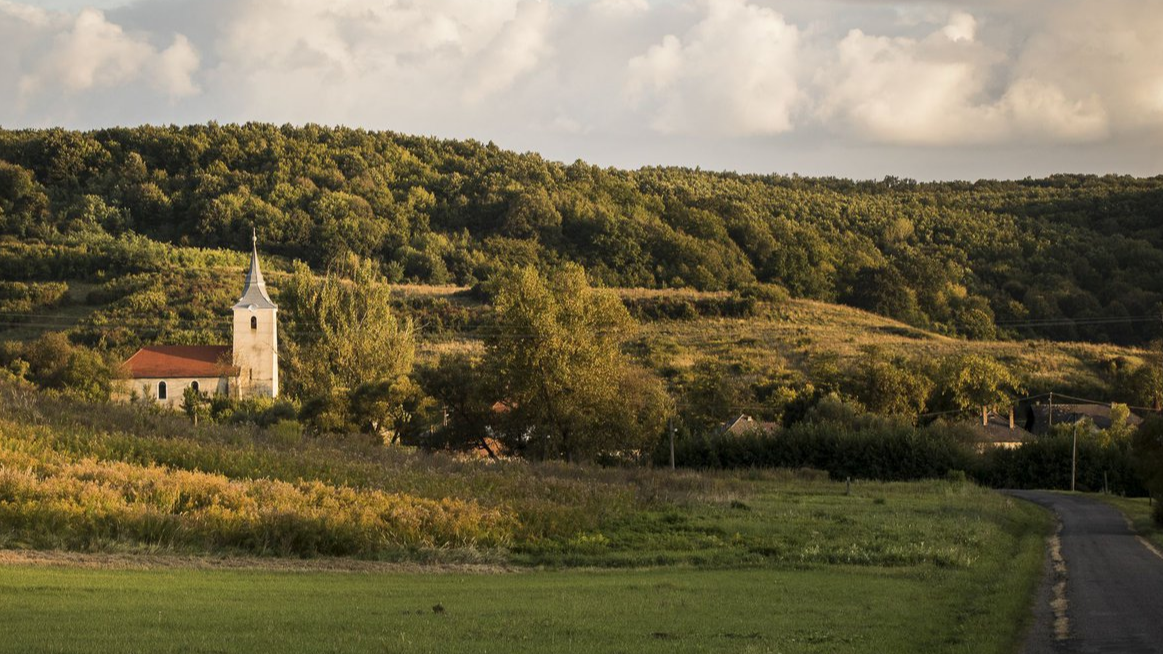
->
(1008, 491, 1163, 654)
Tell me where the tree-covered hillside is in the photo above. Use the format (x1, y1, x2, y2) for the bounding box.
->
(1, 123, 1161, 344)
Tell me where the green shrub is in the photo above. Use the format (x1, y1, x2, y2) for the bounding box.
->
(671, 420, 976, 482)
(269, 419, 304, 447)
(978, 429, 1144, 495)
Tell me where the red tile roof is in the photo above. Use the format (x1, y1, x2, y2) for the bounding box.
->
(122, 346, 236, 379)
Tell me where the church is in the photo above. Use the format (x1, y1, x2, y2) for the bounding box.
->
(117, 233, 279, 407)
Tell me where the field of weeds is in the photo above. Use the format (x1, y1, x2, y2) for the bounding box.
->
(0, 382, 1046, 570)
(0, 381, 737, 559)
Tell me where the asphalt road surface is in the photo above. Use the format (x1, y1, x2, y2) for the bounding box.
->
(1008, 491, 1163, 654)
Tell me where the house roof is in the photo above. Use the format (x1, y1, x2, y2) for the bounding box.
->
(720, 414, 778, 437)
(122, 346, 236, 379)
(973, 412, 1034, 445)
(1025, 403, 1143, 435)
(233, 231, 277, 311)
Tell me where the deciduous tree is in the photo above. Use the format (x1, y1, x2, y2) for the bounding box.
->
(934, 354, 1022, 413)
(485, 264, 672, 462)
(280, 254, 414, 430)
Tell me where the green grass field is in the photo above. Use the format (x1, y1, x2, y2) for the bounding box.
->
(0, 477, 1051, 654)
(1, 532, 1044, 654)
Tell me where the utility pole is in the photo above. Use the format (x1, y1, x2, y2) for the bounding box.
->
(669, 421, 676, 471)
(1071, 422, 1078, 492)
(1048, 392, 1054, 428)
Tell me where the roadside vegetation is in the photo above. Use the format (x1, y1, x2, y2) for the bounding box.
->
(1096, 494, 1163, 551)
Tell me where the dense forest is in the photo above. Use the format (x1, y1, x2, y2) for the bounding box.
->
(1, 124, 1161, 344)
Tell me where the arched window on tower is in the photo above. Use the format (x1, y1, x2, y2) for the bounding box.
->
(251, 316, 258, 330)
(158, 381, 167, 400)
(190, 381, 199, 393)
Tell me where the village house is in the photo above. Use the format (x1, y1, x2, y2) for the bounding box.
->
(116, 233, 278, 408)
(719, 414, 779, 437)
(969, 400, 1145, 451)
(1021, 401, 1143, 435)
(970, 407, 1033, 452)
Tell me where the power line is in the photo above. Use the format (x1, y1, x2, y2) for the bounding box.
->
(995, 316, 1159, 328)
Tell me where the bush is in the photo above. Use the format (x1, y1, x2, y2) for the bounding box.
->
(6, 332, 116, 401)
(216, 396, 299, 428)
(672, 420, 976, 482)
(622, 293, 758, 322)
(978, 430, 1144, 495)
(269, 420, 304, 447)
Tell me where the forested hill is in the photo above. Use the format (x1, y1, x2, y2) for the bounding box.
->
(1, 123, 1161, 344)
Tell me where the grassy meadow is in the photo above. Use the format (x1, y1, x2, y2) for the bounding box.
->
(0, 554, 1046, 654)
(403, 285, 1149, 396)
(639, 299, 1143, 394)
(0, 381, 1053, 652)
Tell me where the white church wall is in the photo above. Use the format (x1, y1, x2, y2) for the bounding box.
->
(114, 376, 231, 409)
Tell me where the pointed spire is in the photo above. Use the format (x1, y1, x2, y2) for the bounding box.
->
(234, 230, 277, 310)
(247, 229, 265, 288)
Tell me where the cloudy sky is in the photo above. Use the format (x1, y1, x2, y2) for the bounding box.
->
(2, 0, 1161, 180)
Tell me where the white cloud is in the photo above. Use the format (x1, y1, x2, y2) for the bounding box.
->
(592, 0, 649, 17)
(3, 5, 200, 111)
(626, 0, 802, 136)
(154, 34, 201, 99)
(0, 0, 1160, 177)
(814, 12, 1108, 145)
(22, 9, 153, 95)
(998, 78, 1107, 142)
(0, 0, 51, 27)
(941, 11, 975, 42)
(1012, 0, 1163, 138)
(463, 0, 551, 103)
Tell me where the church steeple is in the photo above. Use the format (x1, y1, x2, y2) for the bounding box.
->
(234, 228, 276, 310)
(232, 230, 278, 399)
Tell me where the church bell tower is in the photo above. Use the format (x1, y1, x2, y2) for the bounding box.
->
(233, 230, 278, 398)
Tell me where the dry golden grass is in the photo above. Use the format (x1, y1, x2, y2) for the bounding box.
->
(613, 287, 732, 300)
(401, 285, 1144, 394)
(390, 283, 471, 297)
(638, 298, 1145, 392)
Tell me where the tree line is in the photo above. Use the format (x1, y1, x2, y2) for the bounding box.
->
(1, 124, 1162, 344)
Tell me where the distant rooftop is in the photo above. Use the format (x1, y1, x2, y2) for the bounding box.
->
(1024, 403, 1143, 435)
(720, 414, 778, 437)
